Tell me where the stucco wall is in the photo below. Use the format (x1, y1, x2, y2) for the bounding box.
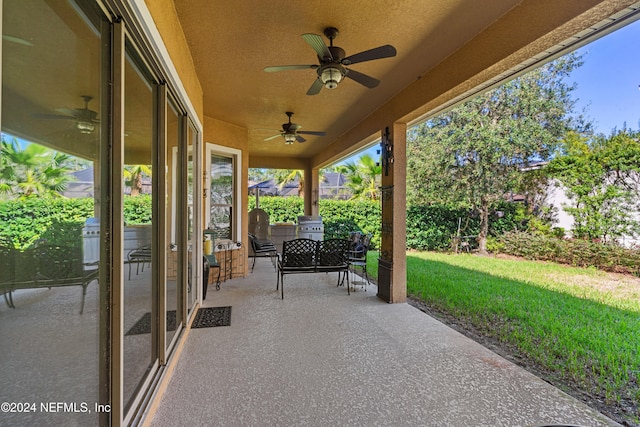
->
(144, 0, 204, 121)
(203, 116, 250, 275)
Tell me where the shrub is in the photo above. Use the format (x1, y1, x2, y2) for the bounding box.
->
(251, 196, 381, 248)
(495, 231, 640, 275)
(249, 196, 303, 223)
(0, 196, 93, 249)
(406, 201, 526, 251)
(251, 196, 527, 251)
(123, 194, 153, 224)
(0, 195, 153, 250)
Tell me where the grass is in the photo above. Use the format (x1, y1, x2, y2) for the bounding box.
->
(365, 250, 640, 423)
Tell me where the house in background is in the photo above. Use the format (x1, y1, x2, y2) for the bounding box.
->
(63, 167, 152, 198)
(249, 172, 351, 200)
(62, 168, 96, 198)
(518, 162, 640, 246)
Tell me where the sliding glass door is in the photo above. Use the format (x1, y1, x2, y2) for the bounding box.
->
(122, 38, 157, 413)
(1, 1, 202, 424)
(0, 1, 105, 425)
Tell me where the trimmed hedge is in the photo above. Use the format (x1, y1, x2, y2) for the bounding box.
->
(0, 195, 153, 250)
(494, 231, 640, 275)
(251, 196, 525, 251)
(249, 196, 381, 247)
(0, 197, 93, 250)
(406, 201, 526, 250)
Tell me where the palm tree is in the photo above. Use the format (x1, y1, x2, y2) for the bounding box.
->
(274, 169, 304, 197)
(0, 137, 75, 198)
(336, 154, 381, 200)
(124, 164, 152, 196)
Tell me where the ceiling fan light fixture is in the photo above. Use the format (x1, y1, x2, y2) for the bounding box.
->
(321, 67, 342, 89)
(284, 133, 296, 144)
(76, 120, 95, 134)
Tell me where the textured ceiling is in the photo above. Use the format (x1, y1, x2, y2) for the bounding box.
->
(173, 0, 524, 161)
(4, 1, 634, 166)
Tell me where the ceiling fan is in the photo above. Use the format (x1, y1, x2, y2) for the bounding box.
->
(264, 27, 397, 95)
(263, 112, 326, 144)
(36, 95, 99, 134)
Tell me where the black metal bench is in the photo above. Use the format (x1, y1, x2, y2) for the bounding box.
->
(276, 238, 350, 299)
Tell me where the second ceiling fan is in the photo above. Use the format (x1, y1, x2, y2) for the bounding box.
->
(264, 27, 397, 95)
(264, 112, 325, 144)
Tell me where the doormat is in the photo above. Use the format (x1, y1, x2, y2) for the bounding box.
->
(191, 306, 232, 329)
(126, 310, 177, 336)
(126, 306, 231, 335)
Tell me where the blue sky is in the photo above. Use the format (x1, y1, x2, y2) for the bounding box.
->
(571, 19, 640, 135)
(345, 18, 640, 165)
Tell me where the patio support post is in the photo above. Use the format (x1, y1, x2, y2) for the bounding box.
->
(311, 167, 320, 216)
(303, 162, 314, 215)
(377, 122, 407, 303)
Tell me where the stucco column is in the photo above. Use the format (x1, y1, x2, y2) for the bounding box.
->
(377, 122, 407, 303)
(303, 163, 314, 216)
(311, 168, 320, 216)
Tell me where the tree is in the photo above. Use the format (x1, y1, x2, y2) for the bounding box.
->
(273, 169, 304, 196)
(407, 53, 588, 253)
(0, 137, 75, 198)
(124, 164, 152, 196)
(546, 129, 640, 242)
(336, 154, 381, 200)
(248, 168, 270, 183)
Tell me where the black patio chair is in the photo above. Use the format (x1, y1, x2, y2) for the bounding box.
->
(203, 254, 221, 299)
(348, 233, 372, 291)
(248, 232, 277, 273)
(127, 244, 152, 280)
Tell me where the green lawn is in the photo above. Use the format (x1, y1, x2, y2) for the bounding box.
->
(366, 250, 639, 423)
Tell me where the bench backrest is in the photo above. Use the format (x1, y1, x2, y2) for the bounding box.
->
(317, 238, 349, 266)
(281, 238, 349, 269)
(281, 238, 317, 268)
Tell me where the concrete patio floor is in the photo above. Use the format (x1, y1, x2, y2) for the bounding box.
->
(150, 261, 620, 427)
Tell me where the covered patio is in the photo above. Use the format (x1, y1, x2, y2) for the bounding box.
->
(3, 1, 640, 425)
(149, 263, 618, 427)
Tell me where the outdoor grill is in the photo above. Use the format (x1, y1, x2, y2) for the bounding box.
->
(297, 215, 324, 241)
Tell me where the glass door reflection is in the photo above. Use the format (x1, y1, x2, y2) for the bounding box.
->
(122, 39, 157, 411)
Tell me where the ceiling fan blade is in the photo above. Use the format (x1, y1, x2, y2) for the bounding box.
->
(302, 33, 332, 61)
(296, 135, 307, 143)
(34, 113, 75, 120)
(342, 44, 397, 65)
(306, 78, 324, 95)
(297, 130, 326, 136)
(264, 64, 317, 72)
(263, 134, 283, 141)
(344, 69, 380, 88)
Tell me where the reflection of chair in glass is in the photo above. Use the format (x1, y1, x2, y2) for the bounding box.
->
(348, 232, 372, 291)
(127, 244, 152, 280)
(1, 244, 98, 314)
(248, 208, 271, 241)
(0, 245, 16, 308)
(248, 233, 277, 272)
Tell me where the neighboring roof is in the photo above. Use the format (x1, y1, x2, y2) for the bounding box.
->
(61, 167, 152, 198)
(322, 172, 347, 187)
